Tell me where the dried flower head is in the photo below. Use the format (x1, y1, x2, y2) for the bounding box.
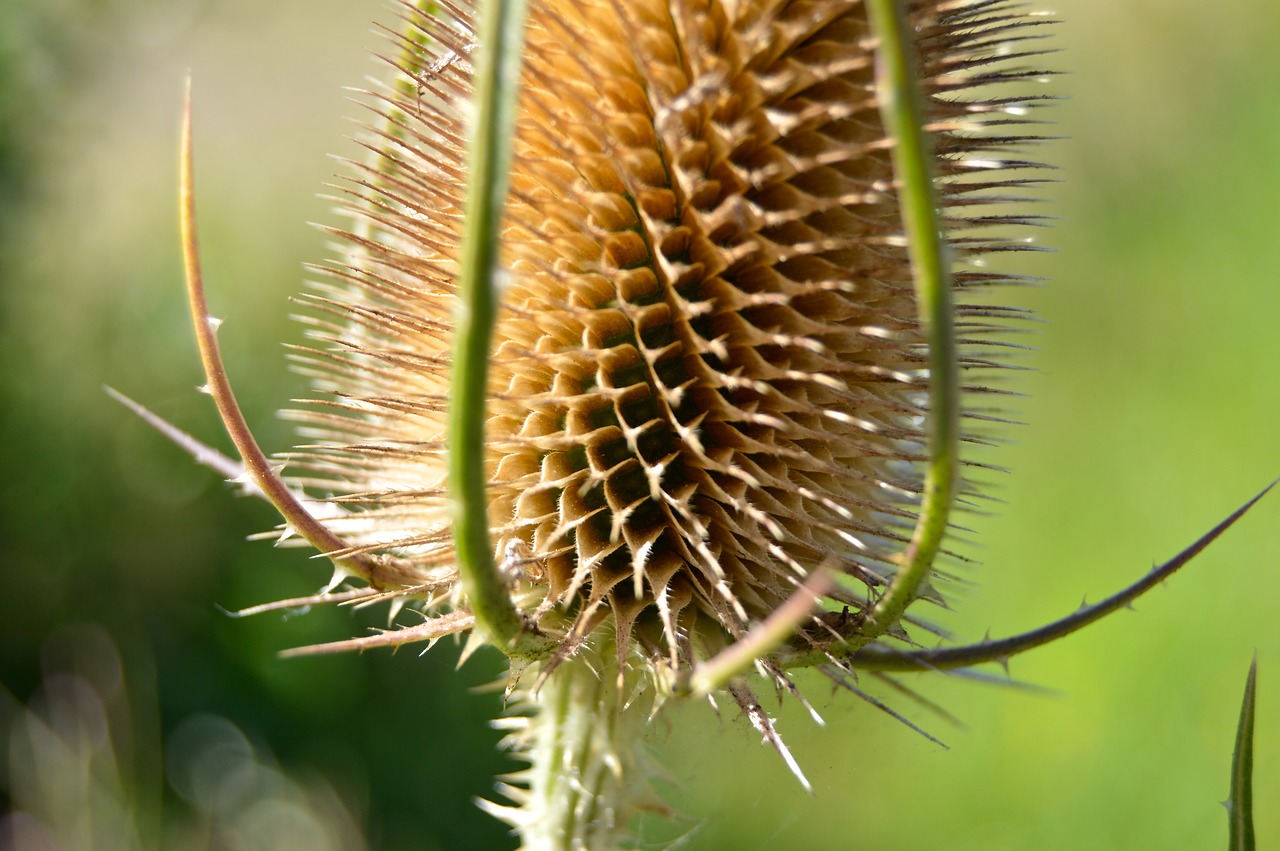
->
(281, 0, 1048, 676)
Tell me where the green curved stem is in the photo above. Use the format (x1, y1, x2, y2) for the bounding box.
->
(778, 481, 1273, 672)
(449, 0, 553, 662)
(859, 0, 960, 642)
(1228, 655, 1258, 851)
(686, 0, 960, 697)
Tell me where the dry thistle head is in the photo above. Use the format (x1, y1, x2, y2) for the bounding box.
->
(281, 0, 1050, 680)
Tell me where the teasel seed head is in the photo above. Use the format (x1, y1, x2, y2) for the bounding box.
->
(279, 0, 1053, 680)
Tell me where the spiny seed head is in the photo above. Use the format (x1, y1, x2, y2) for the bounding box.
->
(285, 0, 1051, 675)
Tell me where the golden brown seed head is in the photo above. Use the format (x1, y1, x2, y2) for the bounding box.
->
(287, 0, 1050, 670)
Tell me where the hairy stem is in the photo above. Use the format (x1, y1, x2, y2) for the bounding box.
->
(484, 651, 661, 851)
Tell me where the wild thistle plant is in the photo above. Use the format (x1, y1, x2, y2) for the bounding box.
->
(117, 0, 1270, 847)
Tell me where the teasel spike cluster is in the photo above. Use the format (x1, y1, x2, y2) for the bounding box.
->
(277, 0, 1061, 677)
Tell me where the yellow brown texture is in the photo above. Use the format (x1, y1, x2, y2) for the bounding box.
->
(286, 0, 1048, 669)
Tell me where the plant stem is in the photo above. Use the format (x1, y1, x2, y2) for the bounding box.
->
(178, 79, 414, 590)
(488, 649, 660, 851)
(448, 0, 553, 662)
(859, 0, 959, 642)
(774, 481, 1274, 671)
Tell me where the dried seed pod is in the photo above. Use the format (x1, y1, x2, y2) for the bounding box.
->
(283, 0, 1053, 674)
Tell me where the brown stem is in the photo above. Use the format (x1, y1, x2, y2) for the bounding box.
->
(179, 77, 414, 590)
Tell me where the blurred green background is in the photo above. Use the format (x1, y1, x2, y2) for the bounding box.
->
(2, 1, 1277, 849)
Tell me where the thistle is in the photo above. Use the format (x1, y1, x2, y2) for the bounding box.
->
(282, 0, 1034, 670)
(116, 0, 1272, 848)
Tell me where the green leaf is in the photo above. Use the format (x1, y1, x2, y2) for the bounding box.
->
(1227, 655, 1258, 851)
